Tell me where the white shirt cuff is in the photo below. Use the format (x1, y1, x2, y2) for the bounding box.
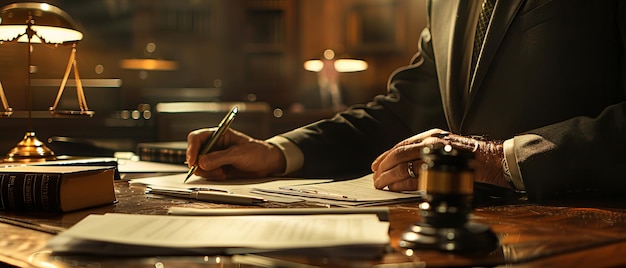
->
(265, 135, 304, 176)
(503, 138, 525, 191)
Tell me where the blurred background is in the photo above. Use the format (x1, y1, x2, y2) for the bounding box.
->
(0, 0, 426, 157)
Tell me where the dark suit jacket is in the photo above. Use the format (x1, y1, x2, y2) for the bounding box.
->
(281, 0, 626, 201)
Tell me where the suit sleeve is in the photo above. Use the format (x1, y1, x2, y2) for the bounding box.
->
(514, 2, 626, 201)
(279, 27, 448, 179)
(515, 103, 626, 201)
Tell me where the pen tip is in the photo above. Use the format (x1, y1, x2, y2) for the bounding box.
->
(183, 171, 193, 183)
(184, 164, 199, 183)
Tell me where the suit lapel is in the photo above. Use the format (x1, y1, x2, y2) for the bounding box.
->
(430, 0, 466, 132)
(464, 0, 525, 113)
(431, 0, 526, 132)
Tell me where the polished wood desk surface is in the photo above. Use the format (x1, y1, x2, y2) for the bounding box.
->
(2, 178, 626, 267)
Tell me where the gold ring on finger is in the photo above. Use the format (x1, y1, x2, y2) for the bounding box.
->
(407, 161, 417, 178)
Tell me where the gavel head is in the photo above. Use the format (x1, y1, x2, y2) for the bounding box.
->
(400, 142, 499, 253)
(418, 143, 475, 228)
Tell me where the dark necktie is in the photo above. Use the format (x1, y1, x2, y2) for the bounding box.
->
(470, 0, 496, 82)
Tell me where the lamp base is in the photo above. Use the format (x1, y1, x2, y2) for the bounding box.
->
(399, 221, 499, 253)
(3, 131, 56, 163)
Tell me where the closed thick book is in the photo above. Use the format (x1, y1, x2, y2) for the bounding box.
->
(0, 166, 116, 212)
(0, 157, 121, 180)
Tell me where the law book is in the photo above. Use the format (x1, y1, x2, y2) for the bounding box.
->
(136, 141, 187, 165)
(0, 156, 121, 180)
(0, 166, 116, 212)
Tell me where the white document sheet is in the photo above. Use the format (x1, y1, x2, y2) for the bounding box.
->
(129, 173, 421, 206)
(116, 159, 190, 173)
(253, 173, 421, 206)
(47, 213, 389, 256)
(129, 173, 332, 203)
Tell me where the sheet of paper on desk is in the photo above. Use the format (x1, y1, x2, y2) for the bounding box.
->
(116, 159, 190, 173)
(253, 173, 422, 207)
(128, 173, 332, 203)
(47, 213, 390, 258)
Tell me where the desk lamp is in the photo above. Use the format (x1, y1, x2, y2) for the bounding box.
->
(304, 49, 367, 110)
(0, 2, 88, 162)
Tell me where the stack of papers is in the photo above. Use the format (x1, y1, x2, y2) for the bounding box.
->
(253, 174, 422, 207)
(47, 213, 390, 258)
(129, 173, 421, 207)
(129, 174, 332, 203)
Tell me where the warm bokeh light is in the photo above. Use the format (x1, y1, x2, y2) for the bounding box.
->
(304, 59, 368, 73)
(304, 49, 368, 73)
(334, 59, 368, 72)
(119, 59, 179, 71)
(323, 48, 335, 60)
(303, 58, 368, 73)
(303, 59, 324, 72)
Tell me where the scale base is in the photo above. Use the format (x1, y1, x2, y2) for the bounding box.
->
(3, 131, 56, 163)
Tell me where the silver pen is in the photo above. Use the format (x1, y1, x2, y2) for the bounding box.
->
(184, 106, 238, 183)
(147, 187, 266, 205)
(278, 186, 358, 201)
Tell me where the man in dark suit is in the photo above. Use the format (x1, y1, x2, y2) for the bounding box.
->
(187, 0, 626, 202)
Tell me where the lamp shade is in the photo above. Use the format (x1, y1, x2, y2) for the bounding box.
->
(0, 2, 82, 44)
(304, 49, 368, 73)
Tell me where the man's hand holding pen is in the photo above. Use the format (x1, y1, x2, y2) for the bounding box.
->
(186, 127, 286, 181)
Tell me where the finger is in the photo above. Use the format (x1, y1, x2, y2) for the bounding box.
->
(197, 147, 239, 173)
(186, 128, 217, 167)
(376, 142, 423, 173)
(390, 128, 445, 150)
(373, 128, 446, 171)
(386, 178, 419, 192)
(371, 149, 391, 172)
(373, 161, 417, 189)
(199, 139, 266, 173)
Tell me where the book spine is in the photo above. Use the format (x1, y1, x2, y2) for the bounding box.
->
(137, 146, 186, 165)
(0, 172, 62, 211)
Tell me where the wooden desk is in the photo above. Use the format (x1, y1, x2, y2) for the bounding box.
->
(2, 179, 626, 267)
